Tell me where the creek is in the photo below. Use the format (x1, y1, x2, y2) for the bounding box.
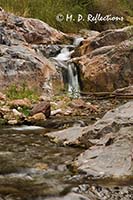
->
(0, 125, 83, 199)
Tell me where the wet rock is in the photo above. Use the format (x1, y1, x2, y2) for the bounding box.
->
(46, 126, 84, 146)
(32, 44, 61, 58)
(79, 101, 133, 145)
(31, 101, 51, 118)
(72, 126, 133, 180)
(73, 26, 133, 92)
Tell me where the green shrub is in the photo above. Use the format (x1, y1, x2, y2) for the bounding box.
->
(6, 83, 39, 101)
(0, 0, 132, 32)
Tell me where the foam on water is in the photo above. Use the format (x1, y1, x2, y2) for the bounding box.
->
(6, 125, 44, 131)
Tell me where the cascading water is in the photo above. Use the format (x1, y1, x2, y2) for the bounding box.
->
(54, 37, 83, 97)
(67, 62, 80, 96)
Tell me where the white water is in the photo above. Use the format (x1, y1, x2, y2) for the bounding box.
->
(55, 47, 71, 61)
(68, 62, 80, 96)
(5, 125, 44, 131)
(73, 37, 84, 46)
(54, 43, 81, 96)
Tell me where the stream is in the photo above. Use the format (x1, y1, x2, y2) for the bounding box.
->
(0, 125, 84, 199)
(0, 123, 132, 200)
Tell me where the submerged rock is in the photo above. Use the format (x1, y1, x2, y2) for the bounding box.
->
(45, 192, 90, 200)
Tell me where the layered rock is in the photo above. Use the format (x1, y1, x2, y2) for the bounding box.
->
(0, 9, 67, 93)
(72, 126, 133, 180)
(46, 101, 133, 147)
(73, 26, 133, 92)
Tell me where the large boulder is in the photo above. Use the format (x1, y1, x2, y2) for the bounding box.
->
(73, 26, 133, 92)
(0, 44, 56, 92)
(0, 8, 66, 45)
(46, 101, 133, 147)
(79, 101, 133, 147)
(72, 126, 133, 180)
(0, 9, 68, 93)
(30, 101, 51, 118)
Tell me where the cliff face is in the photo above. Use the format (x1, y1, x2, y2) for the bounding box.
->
(73, 26, 133, 92)
(0, 8, 67, 93)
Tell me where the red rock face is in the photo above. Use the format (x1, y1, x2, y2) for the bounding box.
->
(73, 26, 133, 92)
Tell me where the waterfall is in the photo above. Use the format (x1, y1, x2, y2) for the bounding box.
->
(54, 48, 80, 96)
(53, 37, 83, 96)
(67, 62, 80, 96)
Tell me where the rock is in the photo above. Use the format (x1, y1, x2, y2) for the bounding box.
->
(0, 44, 57, 93)
(32, 44, 61, 58)
(28, 112, 46, 122)
(0, 9, 68, 94)
(46, 126, 85, 146)
(12, 109, 25, 118)
(73, 26, 133, 92)
(79, 29, 100, 38)
(8, 119, 18, 125)
(79, 101, 133, 147)
(0, 9, 66, 45)
(72, 126, 133, 180)
(47, 101, 133, 147)
(0, 106, 10, 116)
(31, 101, 51, 118)
(51, 109, 63, 116)
(113, 85, 133, 94)
(0, 92, 6, 100)
(9, 98, 32, 108)
(70, 99, 86, 108)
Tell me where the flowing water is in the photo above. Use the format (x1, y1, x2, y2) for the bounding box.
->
(54, 38, 83, 97)
(0, 126, 83, 199)
(0, 125, 132, 200)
